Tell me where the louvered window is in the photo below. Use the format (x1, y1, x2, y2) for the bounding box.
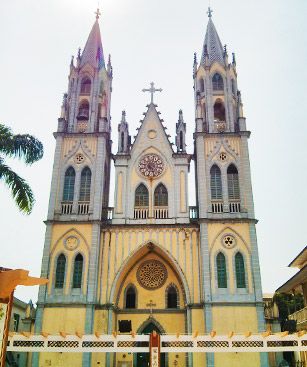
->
(55, 254, 66, 289)
(227, 165, 240, 200)
(135, 184, 149, 207)
(210, 165, 222, 200)
(79, 167, 91, 201)
(126, 286, 136, 309)
(235, 252, 246, 288)
(217, 252, 227, 288)
(63, 167, 75, 201)
(154, 184, 168, 206)
(212, 73, 224, 91)
(80, 78, 91, 94)
(73, 254, 83, 288)
(214, 100, 226, 122)
(167, 286, 178, 308)
(78, 101, 89, 119)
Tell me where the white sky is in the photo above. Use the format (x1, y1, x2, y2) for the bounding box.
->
(0, 0, 306, 303)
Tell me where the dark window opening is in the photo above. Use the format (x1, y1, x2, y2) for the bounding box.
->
(125, 286, 136, 309)
(167, 286, 178, 308)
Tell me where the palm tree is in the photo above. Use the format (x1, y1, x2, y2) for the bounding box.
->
(0, 124, 43, 214)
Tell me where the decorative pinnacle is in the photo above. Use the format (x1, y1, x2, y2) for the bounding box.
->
(95, 8, 101, 20)
(194, 52, 197, 64)
(207, 7, 213, 18)
(121, 110, 126, 122)
(224, 44, 228, 55)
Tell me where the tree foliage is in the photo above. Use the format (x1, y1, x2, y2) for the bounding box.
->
(273, 292, 304, 321)
(0, 124, 43, 214)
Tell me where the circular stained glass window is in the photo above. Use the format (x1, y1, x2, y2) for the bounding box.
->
(137, 260, 167, 290)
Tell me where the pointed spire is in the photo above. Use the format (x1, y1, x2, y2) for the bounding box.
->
(201, 10, 224, 66)
(80, 14, 105, 70)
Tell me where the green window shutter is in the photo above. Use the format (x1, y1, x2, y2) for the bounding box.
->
(73, 254, 83, 288)
(79, 167, 91, 201)
(227, 165, 240, 200)
(210, 165, 222, 200)
(216, 252, 227, 288)
(63, 167, 75, 201)
(55, 254, 66, 289)
(235, 252, 246, 288)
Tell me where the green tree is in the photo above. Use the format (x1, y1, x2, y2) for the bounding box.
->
(273, 292, 304, 321)
(0, 124, 43, 214)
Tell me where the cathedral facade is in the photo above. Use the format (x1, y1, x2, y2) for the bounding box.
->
(34, 10, 268, 367)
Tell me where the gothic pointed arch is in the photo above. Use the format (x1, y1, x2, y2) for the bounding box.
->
(55, 253, 66, 289)
(110, 241, 191, 306)
(124, 283, 137, 309)
(214, 98, 225, 122)
(63, 166, 75, 201)
(212, 73, 224, 91)
(165, 283, 179, 309)
(210, 164, 222, 200)
(227, 164, 240, 200)
(135, 183, 149, 207)
(79, 166, 92, 202)
(80, 77, 91, 95)
(154, 183, 168, 206)
(136, 317, 166, 334)
(72, 253, 83, 288)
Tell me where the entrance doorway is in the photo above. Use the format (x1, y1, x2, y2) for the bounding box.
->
(136, 322, 165, 367)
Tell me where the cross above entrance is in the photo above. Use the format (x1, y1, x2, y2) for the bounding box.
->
(142, 82, 162, 104)
(146, 299, 156, 314)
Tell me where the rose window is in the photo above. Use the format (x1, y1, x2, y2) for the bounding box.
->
(137, 260, 167, 289)
(138, 154, 164, 179)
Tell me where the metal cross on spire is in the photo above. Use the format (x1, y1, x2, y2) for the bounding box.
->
(95, 8, 101, 19)
(207, 7, 213, 17)
(142, 82, 162, 104)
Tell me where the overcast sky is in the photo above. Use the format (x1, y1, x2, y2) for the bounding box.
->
(0, 0, 306, 303)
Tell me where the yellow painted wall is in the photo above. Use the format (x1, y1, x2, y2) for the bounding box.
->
(39, 307, 86, 367)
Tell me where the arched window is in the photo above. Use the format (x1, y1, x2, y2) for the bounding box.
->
(79, 167, 91, 202)
(63, 167, 75, 201)
(210, 165, 222, 200)
(72, 254, 83, 288)
(154, 184, 168, 206)
(135, 184, 149, 207)
(78, 100, 89, 119)
(80, 78, 91, 94)
(55, 254, 66, 289)
(125, 286, 136, 308)
(167, 286, 178, 308)
(227, 164, 240, 200)
(235, 252, 246, 288)
(212, 73, 224, 91)
(214, 99, 226, 122)
(216, 252, 227, 288)
(121, 132, 125, 152)
(179, 131, 184, 151)
(199, 78, 205, 93)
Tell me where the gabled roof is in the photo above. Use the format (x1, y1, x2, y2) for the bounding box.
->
(80, 19, 105, 69)
(288, 246, 307, 268)
(201, 17, 224, 66)
(131, 103, 174, 153)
